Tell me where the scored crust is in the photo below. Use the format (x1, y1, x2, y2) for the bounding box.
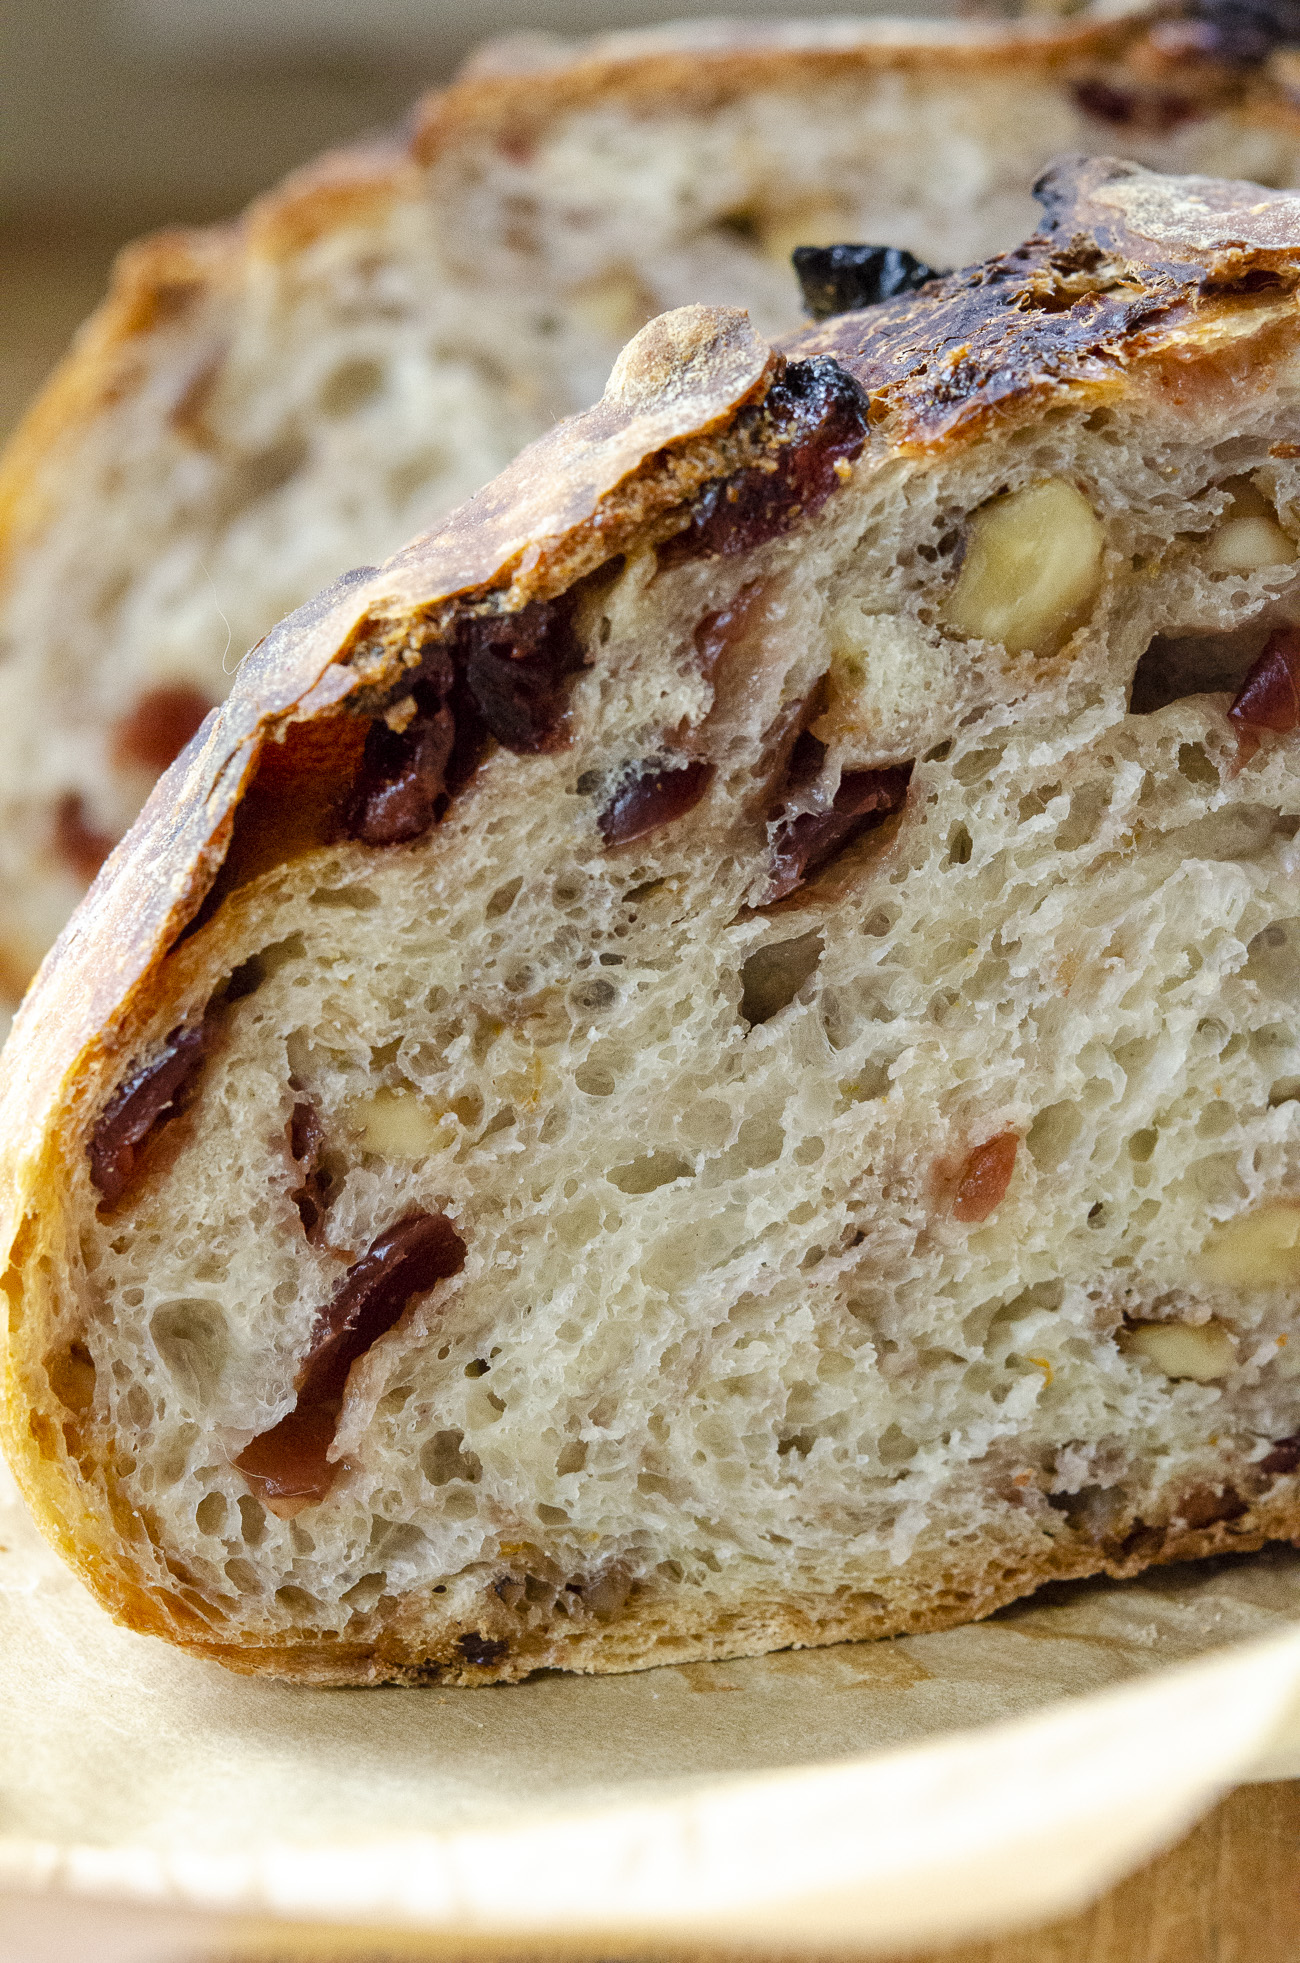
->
(7, 158, 1300, 1683)
(4, 9, 1300, 1006)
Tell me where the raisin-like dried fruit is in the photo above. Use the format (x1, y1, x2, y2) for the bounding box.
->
(235, 1210, 466, 1513)
(765, 762, 912, 902)
(89, 1024, 210, 1208)
(660, 358, 867, 568)
(598, 759, 714, 846)
(1229, 626, 1300, 733)
(792, 244, 943, 322)
(952, 1132, 1019, 1224)
(55, 793, 115, 884)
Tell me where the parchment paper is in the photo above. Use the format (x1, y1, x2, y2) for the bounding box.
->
(2, 1459, 1300, 1963)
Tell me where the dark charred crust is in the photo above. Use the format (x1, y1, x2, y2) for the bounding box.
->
(793, 243, 945, 322)
(658, 356, 868, 565)
(235, 1211, 465, 1512)
(597, 757, 715, 846)
(89, 1023, 210, 1209)
(1181, 0, 1300, 65)
(793, 157, 1300, 451)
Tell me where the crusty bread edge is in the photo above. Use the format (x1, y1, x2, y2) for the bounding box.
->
(8, 165, 1300, 1678)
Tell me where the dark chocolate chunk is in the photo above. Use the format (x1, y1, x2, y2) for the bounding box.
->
(235, 1210, 466, 1513)
(598, 758, 714, 846)
(659, 358, 868, 568)
(1229, 626, 1300, 733)
(54, 793, 116, 884)
(112, 684, 214, 776)
(457, 1631, 508, 1668)
(793, 243, 945, 323)
(89, 1024, 210, 1208)
(765, 761, 912, 902)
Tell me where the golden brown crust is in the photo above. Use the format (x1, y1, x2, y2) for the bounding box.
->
(8, 158, 1300, 1680)
(5, 9, 1298, 598)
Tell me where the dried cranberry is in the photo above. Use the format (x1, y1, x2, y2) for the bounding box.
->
(598, 759, 714, 846)
(660, 358, 867, 568)
(953, 1132, 1019, 1224)
(89, 1024, 209, 1207)
(112, 685, 214, 776)
(765, 762, 912, 902)
(1261, 1433, 1300, 1476)
(1228, 627, 1300, 734)
(1177, 1484, 1249, 1529)
(1072, 79, 1199, 133)
(235, 1210, 466, 1512)
(457, 1632, 508, 1668)
(55, 793, 115, 884)
(288, 1100, 335, 1241)
(453, 590, 586, 754)
(346, 691, 456, 846)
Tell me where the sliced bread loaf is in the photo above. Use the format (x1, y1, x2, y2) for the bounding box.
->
(4, 13, 1300, 996)
(6, 157, 1300, 1683)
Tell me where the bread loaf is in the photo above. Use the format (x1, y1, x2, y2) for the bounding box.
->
(7, 156, 1300, 1685)
(4, 12, 1300, 1001)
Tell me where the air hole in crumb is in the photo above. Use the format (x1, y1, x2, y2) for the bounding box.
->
(1178, 742, 1220, 787)
(238, 1494, 266, 1545)
(486, 877, 523, 918)
(1130, 628, 1268, 714)
(947, 822, 973, 866)
(608, 1150, 694, 1194)
(740, 931, 823, 1026)
(195, 1492, 227, 1536)
(150, 1299, 229, 1406)
(557, 1440, 587, 1476)
(310, 884, 380, 910)
(47, 1340, 96, 1416)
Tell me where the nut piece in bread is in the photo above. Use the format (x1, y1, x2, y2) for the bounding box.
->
(8, 158, 1300, 1685)
(4, 12, 1300, 1000)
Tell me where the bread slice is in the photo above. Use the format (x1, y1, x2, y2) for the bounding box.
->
(9, 155, 1300, 1686)
(4, 13, 1300, 1003)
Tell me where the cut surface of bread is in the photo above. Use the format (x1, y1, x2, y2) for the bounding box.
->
(7, 14, 1300, 999)
(8, 157, 1300, 1685)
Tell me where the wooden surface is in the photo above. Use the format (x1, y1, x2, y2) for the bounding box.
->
(919, 1781, 1300, 1962)
(3, 225, 1300, 1963)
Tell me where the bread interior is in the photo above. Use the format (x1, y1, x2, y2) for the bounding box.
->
(47, 359, 1300, 1666)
